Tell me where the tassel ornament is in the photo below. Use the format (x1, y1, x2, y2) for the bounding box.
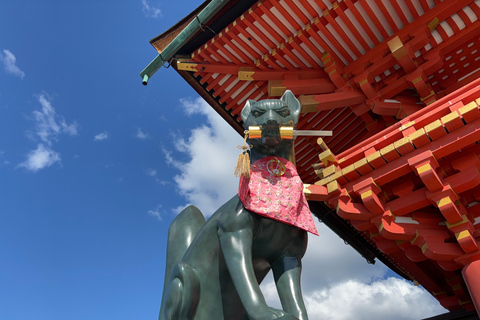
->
(234, 130, 252, 178)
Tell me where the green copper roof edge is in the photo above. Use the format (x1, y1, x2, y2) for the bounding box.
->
(140, 0, 228, 85)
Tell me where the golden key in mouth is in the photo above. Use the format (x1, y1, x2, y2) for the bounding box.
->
(248, 126, 333, 139)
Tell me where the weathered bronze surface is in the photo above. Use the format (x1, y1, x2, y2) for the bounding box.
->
(160, 91, 308, 320)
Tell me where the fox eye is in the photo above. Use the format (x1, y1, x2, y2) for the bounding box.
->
(276, 109, 291, 117)
(251, 110, 265, 118)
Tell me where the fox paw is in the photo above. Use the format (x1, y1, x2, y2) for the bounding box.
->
(249, 306, 299, 320)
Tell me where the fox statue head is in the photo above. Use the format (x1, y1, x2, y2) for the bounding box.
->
(240, 90, 301, 162)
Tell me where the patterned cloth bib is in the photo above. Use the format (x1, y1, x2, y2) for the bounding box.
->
(238, 156, 318, 235)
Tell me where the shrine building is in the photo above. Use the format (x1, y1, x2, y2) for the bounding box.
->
(141, 0, 480, 319)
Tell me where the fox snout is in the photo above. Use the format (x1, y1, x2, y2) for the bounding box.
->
(261, 120, 280, 138)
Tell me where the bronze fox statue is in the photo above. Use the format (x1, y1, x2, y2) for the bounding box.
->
(159, 91, 314, 320)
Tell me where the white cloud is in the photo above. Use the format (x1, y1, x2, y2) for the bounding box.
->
(260, 219, 446, 319)
(162, 146, 182, 170)
(18, 144, 61, 172)
(94, 131, 109, 141)
(1, 49, 25, 79)
(145, 167, 169, 185)
(148, 205, 164, 221)
(146, 168, 157, 176)
(19, 94, 77, 172)
(142, 0, 162, 18)
(164, 95, 447, 319)
(0, 151, 8, 165)
(301, 222, 387, 292)
(136, 127, 149, 140)
(302, 277, 445, 320)
(34, 94, 78, 144)
(162, 97, 242, 215)
(60, 119, 79, 136)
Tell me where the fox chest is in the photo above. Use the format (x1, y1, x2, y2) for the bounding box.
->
(250, 214, 307, 263)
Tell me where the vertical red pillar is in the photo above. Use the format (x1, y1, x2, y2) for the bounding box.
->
(462, 260, 480, 313)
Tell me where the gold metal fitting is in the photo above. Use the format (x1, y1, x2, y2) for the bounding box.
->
(247, 126, 295, 139)
(280, 127, 294, 139)
(248, 126, 262, 139)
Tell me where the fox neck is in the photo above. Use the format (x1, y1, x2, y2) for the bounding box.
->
(248, 139, 296, 165)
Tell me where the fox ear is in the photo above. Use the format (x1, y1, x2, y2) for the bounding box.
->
(241, 100, 256, 123)
(281, 90, 301, 124)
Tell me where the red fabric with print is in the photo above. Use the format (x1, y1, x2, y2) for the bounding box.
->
(238, 156, 318, 235)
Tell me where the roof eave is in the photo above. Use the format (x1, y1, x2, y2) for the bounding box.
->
(139, 0, 229, 85)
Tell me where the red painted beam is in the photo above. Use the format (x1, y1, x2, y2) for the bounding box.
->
(300, 90, 366, 112)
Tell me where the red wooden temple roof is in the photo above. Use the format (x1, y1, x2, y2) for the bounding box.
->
(141, 0, 480, 315)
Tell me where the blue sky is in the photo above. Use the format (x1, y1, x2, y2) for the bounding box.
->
(1, 1, 447, 319)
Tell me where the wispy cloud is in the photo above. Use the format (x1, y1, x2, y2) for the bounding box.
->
(136, 127, 149, 140)
(34, 94, 78, 144)
(18, 144, 61, 172)
(142, 0, 162, 18)
(145, 167, 169, 185)
(161, 146, 182, 170)
(0, 151, 10, 165)
(148, 205, 164, 221)
(146, 168, 157, 176)
(18, 94, 78, 172)
(94, 131, 109, 141)
(1, 49, 25, 79)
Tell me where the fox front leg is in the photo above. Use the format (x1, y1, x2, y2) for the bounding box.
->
(272, 257, 308, 320)
(271, 229, 309, 320)
(217, 196, 290, 320)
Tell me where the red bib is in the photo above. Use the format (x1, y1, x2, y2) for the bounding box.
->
(239, 156, 318, 235)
